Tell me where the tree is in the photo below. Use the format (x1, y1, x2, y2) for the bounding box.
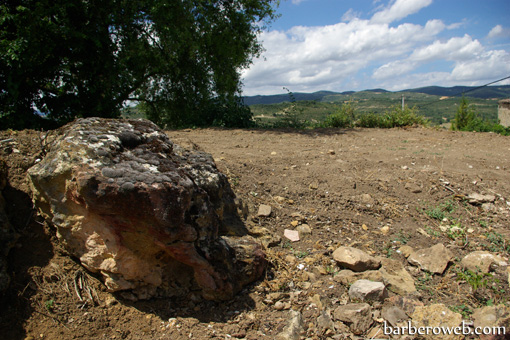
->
(1, 0, 277, 129)
(451, 95, 475, 131)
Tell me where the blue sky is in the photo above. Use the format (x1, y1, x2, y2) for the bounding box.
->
(241, 0, 510, 95)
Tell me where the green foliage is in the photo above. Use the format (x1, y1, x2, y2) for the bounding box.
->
(449, 304, 472, 318)
(484, 232, 510, 254)
(450, 96, 509, 135)
(457, 268, 493, 291)
(1, 0, 277, 129)
(451, 95, 476, 130)
(424, 199, 455, 220)
(323, 101, 355, 128)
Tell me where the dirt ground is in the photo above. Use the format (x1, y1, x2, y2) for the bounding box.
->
(1, 126, 509, 339)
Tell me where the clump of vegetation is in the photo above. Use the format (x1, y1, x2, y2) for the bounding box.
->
(323, 100, 355, 128)
(323, 103, 428, 129)
(451, 96, 509, 135)
(424, 199, 455, 220)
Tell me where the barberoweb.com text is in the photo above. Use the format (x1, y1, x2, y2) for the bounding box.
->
(383, 321, 506, 336)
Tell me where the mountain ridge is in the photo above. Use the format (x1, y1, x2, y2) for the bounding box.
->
(242, 85, 510, 105)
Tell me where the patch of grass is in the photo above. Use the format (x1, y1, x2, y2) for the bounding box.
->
(456, 268, 493, 291)
(425, 225, 440, 237)
(45, 299, 55, 312)
(424, 199, 456, 221)
(484, 232, 510, 254)
(449, 304, 472, 318)
(294, 250, 309, 259)
(446, 223, 466, 240)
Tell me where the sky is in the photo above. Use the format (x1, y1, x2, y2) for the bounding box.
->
(240, 0, 510, 96)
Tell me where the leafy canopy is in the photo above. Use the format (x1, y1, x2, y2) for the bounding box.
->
(0, 0, 277, 129)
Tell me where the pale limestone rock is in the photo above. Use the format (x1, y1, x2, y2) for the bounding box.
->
(334, 269, 383, 286)
(411, 304, 463, 340)
(257, 204, 272, 217)
(275, 310, 304, 340)
(333, 303, 373, 335)
(348, 279, 387, 302)
(332, 246, 381, 272)
(379, 257, 417, 296)
(460, 251, 507, 273)
(408, 243, 453, 274)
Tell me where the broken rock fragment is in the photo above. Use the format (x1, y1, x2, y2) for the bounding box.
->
(27, 118, 266, 300)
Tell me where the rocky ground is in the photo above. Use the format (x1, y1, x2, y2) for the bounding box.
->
(1, 126, 509, 339)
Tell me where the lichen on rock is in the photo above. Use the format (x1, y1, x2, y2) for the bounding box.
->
(27, 118, 266, 300)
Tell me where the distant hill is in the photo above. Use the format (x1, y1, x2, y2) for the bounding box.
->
(402, 85, 510, 99)
(242, 90, 340, 105)
(243, 85, 510, 105)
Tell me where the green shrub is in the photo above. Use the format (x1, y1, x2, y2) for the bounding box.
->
(357, 112, 381, 128)
(323, 101, 355, 128)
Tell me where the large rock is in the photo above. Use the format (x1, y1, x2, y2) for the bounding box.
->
(348, 279, 387, 302)
(332, 246, 381, 272)
(408, 243, 453, 274)
(0, 160, 18, 292)
(460, 251, 507, 273)
(411, 304, 462, 340)
(379, 258, 417, 296)
(333, 303, 373, 335)
(27, 118, 266, 300)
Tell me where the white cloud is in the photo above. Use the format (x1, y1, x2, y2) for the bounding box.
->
(241, 1, 510, 95)
(487, 25, 510, 39)
(291, 0, 307, 4)
(370, 0, 433, 24)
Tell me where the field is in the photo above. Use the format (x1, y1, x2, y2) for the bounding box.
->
(1, 126, 510, 339)
(250, 91, 501, 126)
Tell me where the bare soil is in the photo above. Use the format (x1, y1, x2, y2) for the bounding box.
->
(1, 126, 509, 339)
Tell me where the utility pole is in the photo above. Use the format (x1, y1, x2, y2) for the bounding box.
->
(402, 94, 405, 110)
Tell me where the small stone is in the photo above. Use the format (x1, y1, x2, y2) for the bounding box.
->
(284, 229, 300, 242)
(332, 246, 381, 272)
(317, 310, 335, 333)
(309, 180, 319, 190)
(274, 196, 286, 203)
(334, 269, 383, 286)
(348, 279, 387, 302)
(257, 204, 272, 217)
(271, 151, 277, 155)
(275, 310, 304, 340)
(397, 245, 414, 258)
(290, 220, 299, 227)
(379, 258, 417, 296)
(380, 226, 390, 235)
(296, 224, 312, 237)
(327, 150, 335, 155)
(472, 305, 510, 329)
(468, 193, 496, 205)
(381, 306, 409, 327)
(274, 301, 285, 311)
(366, 326, 390, 339)
(404, 182, 422, 193)
(408, 243, 453, 274)
(333, 303, 373, 335)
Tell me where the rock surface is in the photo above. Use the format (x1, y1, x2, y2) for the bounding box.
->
(333, 303, 373, 335)
(332, 246, 381, 272)
(27, 118, 266, 300)
(408, 243, 453, 274)
(275, 310, 304, 340)
(411, 304, 462, 340)
(348, 279, 387, 302)
(0, 160, 18, 292)
(379, 258, 417, 296)
(460, 251, 507, 273)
